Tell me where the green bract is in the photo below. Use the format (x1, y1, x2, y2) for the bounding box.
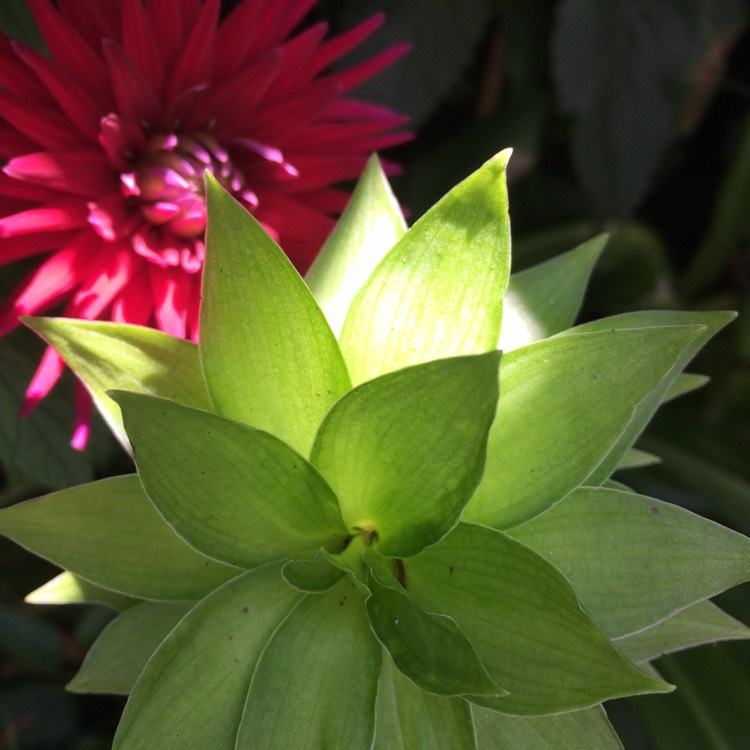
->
(4, 153, 749, 749)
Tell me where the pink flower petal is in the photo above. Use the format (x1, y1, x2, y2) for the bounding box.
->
(0, 200, 88, 238)
(99, 113, 147, 171)
(0, 230, 80, 265)
(103, 39, 162, 126)
(324, 43, 411, 94)
(70, 382, 93, 451)
(4, 151, 116, 197)
(111, 262, 153, 327)
(0, 90, 84, 150)
(308, 14, 385, 77)
(121, 0, 164, 91)
(214, 0, 270, 76)
(149, 264, 189, 339)
(21, 346, 65, 416)
(87, 193, 142, 241)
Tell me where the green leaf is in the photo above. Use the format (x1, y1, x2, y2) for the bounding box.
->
(340, 151, 511, 385)
(236, 577, 381, 750)
(664, 372, 710, 402)
(113, 563, 301, 750)
(0, 475, 238, 600)
(373, 654, 477, 750)
(498, 234, 606, 351)
(282, 549, 345, 593)
(23, 318, 211, 453)
(473, 704, 623, 750)
(617, 448, 661, 470)
(616, 601, 750, 664)
(363, 548, 504, 697)
(113, 392, 347, 569)
(201, 174, 350, 455)
(25, 572, 139, 611)
(404, 522, 669, 715)
(463, 325, 704, 528)
(310, 352, 500, 557)
(568, 310, 735, 485)
(508, 487, 750, 637)
(69, 601, 191, 695)
(306, 155, 406, 336)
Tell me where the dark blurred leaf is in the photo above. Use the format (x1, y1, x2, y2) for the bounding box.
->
(0, 331, 95, 490)
(0, 682, 78, 749)
(553, 0, 745, 218)
(327, 0, 495, 126)
(0, 0, 43, 49)
(0, 602, 65, 671)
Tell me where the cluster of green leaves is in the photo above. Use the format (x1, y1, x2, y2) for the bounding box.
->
(0, 155, 749, 749)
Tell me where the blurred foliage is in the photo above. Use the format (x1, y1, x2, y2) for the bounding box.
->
(2, 0, 750, 747)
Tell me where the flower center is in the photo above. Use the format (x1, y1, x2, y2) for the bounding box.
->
(120, 133, 257, 240)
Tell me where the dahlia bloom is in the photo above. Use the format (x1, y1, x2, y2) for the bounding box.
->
(0, 0, 409, 448)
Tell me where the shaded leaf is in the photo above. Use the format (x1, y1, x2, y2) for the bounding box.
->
(616, 600, 750, 664)
(201, 175, 350, 455)
(24, 317, 211, 453)
(404, 523, 668, 715)
(340, 152, 511, 385)
(0, 475, 238, 600)
(114, 392, 347, 569)
(464, 324, 704, 528)
(282, 549, 345, 593)
(373, 654, 477, 750)
(114, 564, 301, 749)
(617, 448, 660, 470)
(509, 487, 750, 637)
(664, 372, 710, 402)
(311, 353, 500, 557)
(236, 577, 381, 750)
(306, 154, 406, 336)
(69, 601, 191, 695)
(364, 548, 504, 697)
(473, 704, 623, 749)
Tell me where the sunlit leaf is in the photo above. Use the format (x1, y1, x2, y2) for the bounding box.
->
(498, 233, 606, 351)
(311, 352, 499, 556)
(340, 151, 511, 385)
(306, 154, 406, 336)
(25, 572, 138, 611)
(23, 317, 211, 453)
(201, 175, 351, 454)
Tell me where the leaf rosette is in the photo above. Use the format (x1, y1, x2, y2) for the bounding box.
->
(2, 154, 750, 749)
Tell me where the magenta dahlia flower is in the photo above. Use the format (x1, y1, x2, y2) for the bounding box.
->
(0, 0, 409, 448)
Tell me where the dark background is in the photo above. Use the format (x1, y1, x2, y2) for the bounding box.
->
(1, 1, 749, 747)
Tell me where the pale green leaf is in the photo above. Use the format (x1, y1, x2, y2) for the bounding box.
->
(340, 151, 511, 385)
(498, 233, 606, 352)
(617, 448, 660, 470)
(201, 175, 350, 455)
(26, 572, 138, 611)
(464, 325, 704, 529)
(473, 704, 623, 750)
(404, 522, 669, 715)
(616, 601, 750, 664)
(282, 549, 345, 593)
(113, 392, 347, 569)
(23, 318, 210, 453)
(570, 310, 736, 485)
(373, 654, 477, 750)
(364, 548, 504, 697)
(114, 564, 301, 750)
(664, 372, 710, 403)
(0, 475, 237, 601)
(509, 487, 750, 637)
(310, 352, 500, 557)
(306, 154, 406, 336)
(69, 601, 191, 695)
(236, 577, 381, 750)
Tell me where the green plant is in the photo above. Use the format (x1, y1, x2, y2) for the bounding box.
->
(1, 154, 748, 749)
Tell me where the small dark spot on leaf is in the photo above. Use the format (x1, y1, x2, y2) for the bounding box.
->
(228, 635, 233, 640)
(651, 506, 660, 515)
(396, 559, 407, 588)
(339, 596, 348, 607)
(448, 565, 455, 574)
(242, 606, 249, 614)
